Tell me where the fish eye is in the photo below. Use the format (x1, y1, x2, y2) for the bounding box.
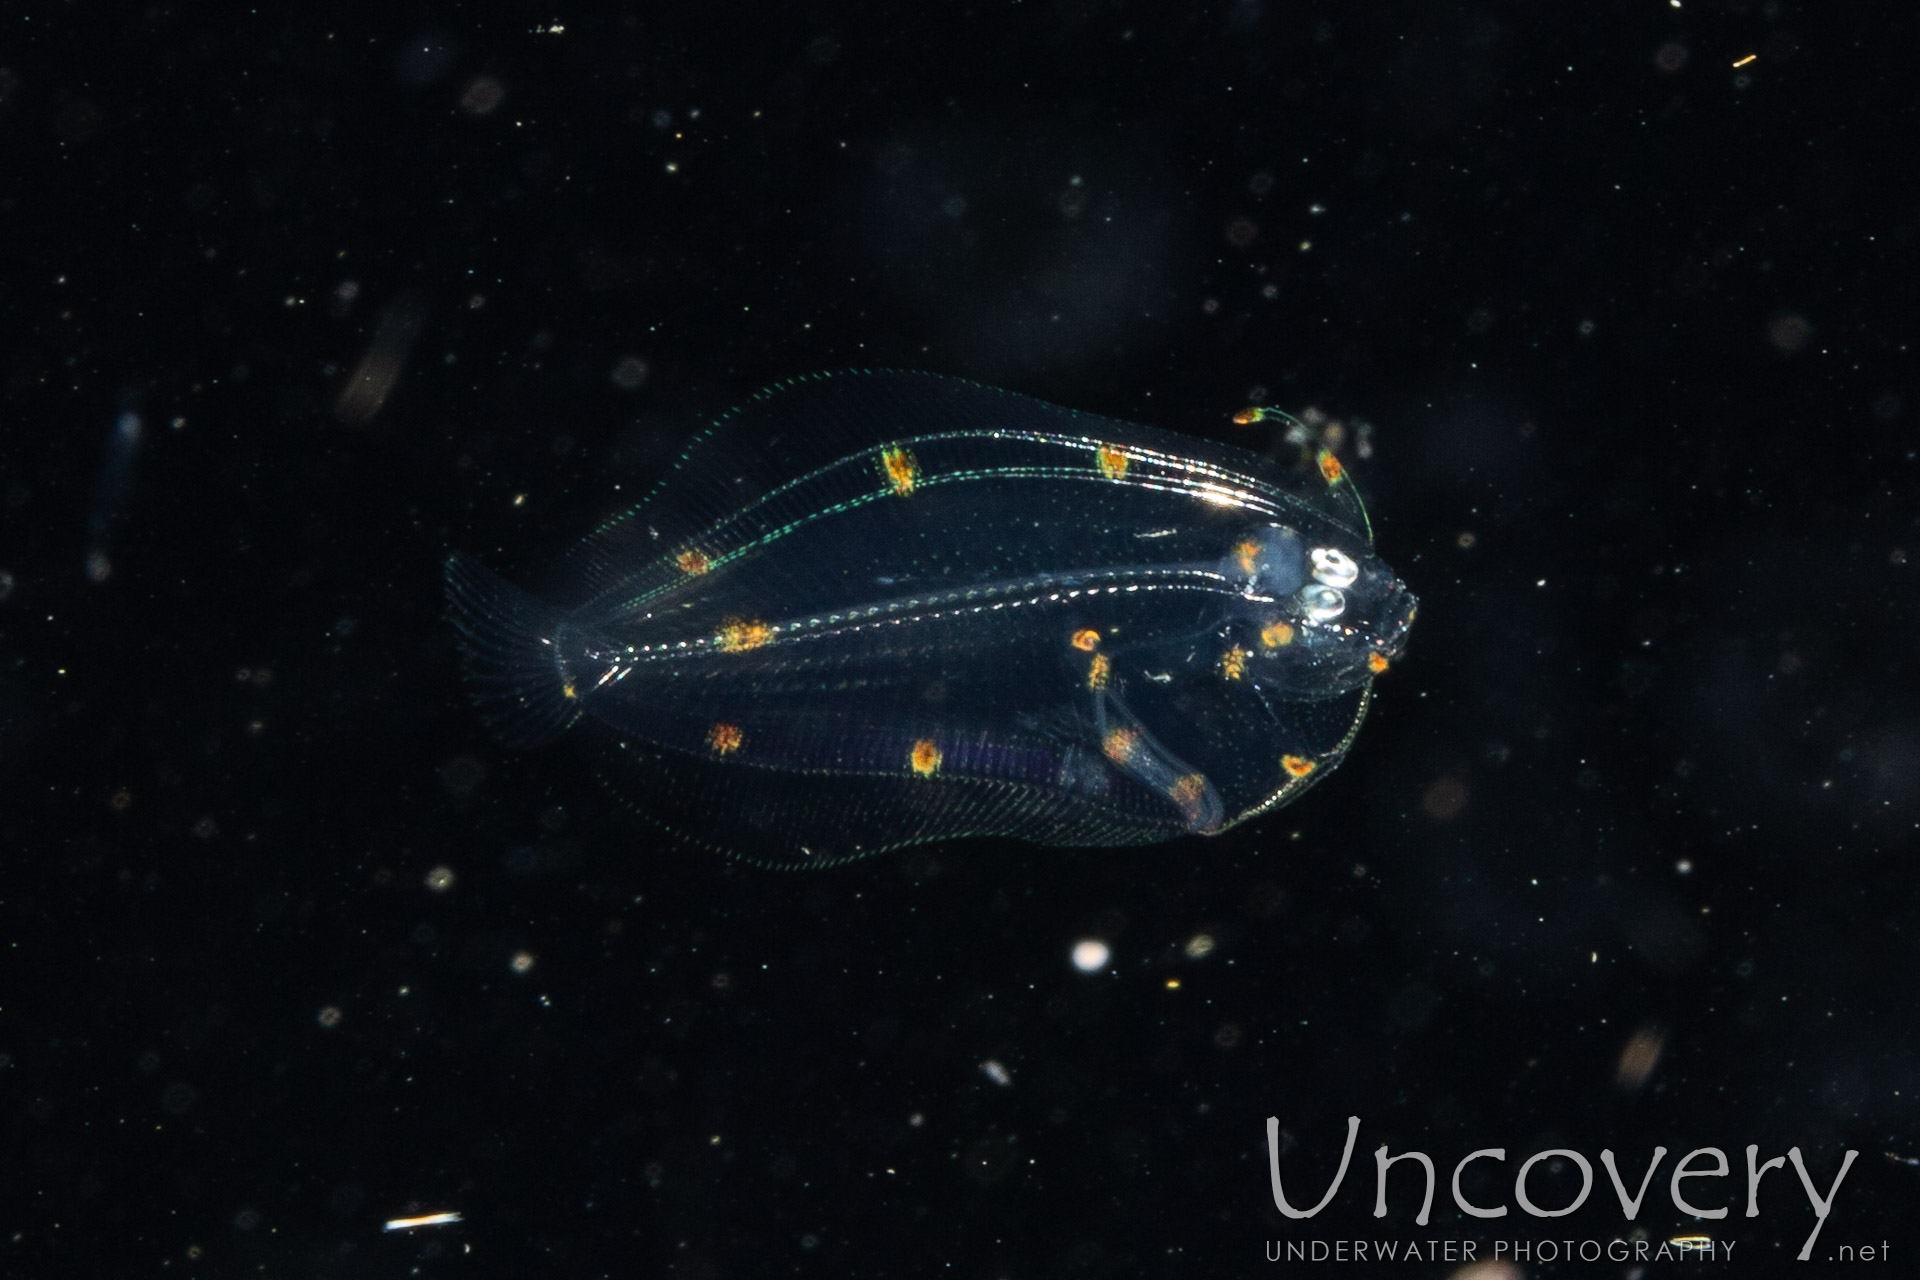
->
(1310, 547, 1358, 589)
(1298, 583, 1346, 621)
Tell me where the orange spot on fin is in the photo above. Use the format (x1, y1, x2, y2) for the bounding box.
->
(879, 446, 920, 497)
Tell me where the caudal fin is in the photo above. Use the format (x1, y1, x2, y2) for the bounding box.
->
(444, 550, 581, 748)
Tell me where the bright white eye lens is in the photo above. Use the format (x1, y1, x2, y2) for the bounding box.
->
(1299, 584, 1346, 621)
(1310, 547, 1359, 589)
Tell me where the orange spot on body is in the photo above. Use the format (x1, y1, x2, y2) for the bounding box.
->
(676, 548, 711, 576)
(1220, 647, 1249, 681)
(1260, 621, 1295, 649)
(879, 445, 919, 497)
(1317, 450, 1344, 484)
(1367, 651, 1390, 674)
(1281, 754, 1317, 779)
(1088, 652, 1112, 690)
(1234, 539, 1261, 575)
(1096, 444, 1130, 480)
(715, 618, 774, 651)
(1102, 727, 1140, 763)
(1169, 773, 1210, 818)
(910, 738, 942, 776)
(707, 722, 743, 755)
(1071, 628, 1101, 651)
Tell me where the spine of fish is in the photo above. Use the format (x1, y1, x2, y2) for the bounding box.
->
(444, 551, 582, 748)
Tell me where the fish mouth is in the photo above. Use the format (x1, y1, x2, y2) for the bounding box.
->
(1307, 584, 1417, 694)
(1371, 584, 1418, 661)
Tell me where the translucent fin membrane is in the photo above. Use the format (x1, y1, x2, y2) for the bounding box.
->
(444, 551, 581, 749)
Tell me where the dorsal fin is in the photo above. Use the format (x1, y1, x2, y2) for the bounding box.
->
(547, 369, 1371, 604)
